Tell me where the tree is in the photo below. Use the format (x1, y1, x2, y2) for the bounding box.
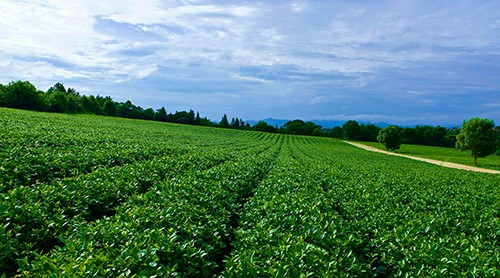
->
(495, 126, 500, 156)
(118, 100, 143, 119)
(48, 82, 66, 94)
(283, 119, 307, 135)
(0, 84, 6, 106)
(253, 121, 277, 133)
(47, 90, 69, 112)
(312, 127, 325, 136)
(66, 87, 84, 113)
(377, 126, 402, 151)
(283, 120, 321, 135)
(444, 127, 459, 148)
(103, 100, 118, 116)
(188, 110, 195, 123)
(81, 95, 102, 115)
(329, 126, 345, 139)
(4, 80, 46, 110)
(219, 114, 229, 127)
(233, 118, 240, 128)
(456, 118, 497, 166)
(358, 124, 381, 142)
(155, 107, 168, 122)
(143, 108, 155, 120)
(342, 120, 361, 140)
(195, 112, 200, 124)
(171, 111, 194, 124)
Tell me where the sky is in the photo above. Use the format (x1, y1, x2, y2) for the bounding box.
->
(1, 0, 499, 126)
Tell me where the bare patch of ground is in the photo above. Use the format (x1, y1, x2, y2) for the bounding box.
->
(344, 141, 500, 175)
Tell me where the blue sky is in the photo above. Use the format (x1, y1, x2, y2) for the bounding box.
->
(1, 0, 499, 125)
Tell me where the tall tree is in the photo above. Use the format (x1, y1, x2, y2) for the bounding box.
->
(377, 126, 402, 150)
(329, 126, 345, 139)
(48, 82, 66, 93)
(358, 124, 381, 142)
(219, 114, 229, 127)
(233, 118, 240, 128)
(47, 90, 69, 112)
(82, 95, 104, 115)
(103, 100, 118, 116)
(66, 87, 84, 113)
(143, 108, 155, 120)
(0, 84, 6, 107)
(456, 118, 497, 166)
(155, 107, 168, 122)
(4, 80, 46, 111)
(195, 112, 200, 124)
(342, 120, 361, 140)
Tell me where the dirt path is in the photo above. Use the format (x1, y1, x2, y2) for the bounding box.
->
(344, 141, 500, 174)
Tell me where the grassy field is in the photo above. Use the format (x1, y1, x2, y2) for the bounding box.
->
(360, 141, 500, 171)
(1, 108, 499, 277)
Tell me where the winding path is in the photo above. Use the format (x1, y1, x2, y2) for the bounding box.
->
(344, 141, 500, 174)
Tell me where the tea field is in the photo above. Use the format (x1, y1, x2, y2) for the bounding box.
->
(1, 108, 499, 277)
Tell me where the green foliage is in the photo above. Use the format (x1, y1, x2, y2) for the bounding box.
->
(1, 108, 499, 276)
(0, 81, 222, 129)
(337, 122, 380, 141)
(357, 123, 381, 142)
(0, 84, 6, 106)
(402, 125, 459, 147)
(2, 81, 47, 111)
(377, 126, 402, 150)
(328, 126, 345, 139)
(103, 100, 118, 116)
(81, 95, 104, 115)
(456, 118, 497, 166)
(253, 120, 278, 133)
(155, 107, 168, 121)
(342, 120, 361, 140)
(283, 119, 320, 135)
(219, 114, 230, 127)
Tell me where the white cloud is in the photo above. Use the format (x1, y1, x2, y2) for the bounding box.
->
(291, 2, 308, 12)
(230, 73, 270, 84)
(0, 60, 89, 88)
(112, 64, 159, 83)
(308, 96, 329, 105)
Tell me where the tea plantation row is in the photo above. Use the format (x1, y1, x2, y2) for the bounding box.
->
(1, 108, 499, 276)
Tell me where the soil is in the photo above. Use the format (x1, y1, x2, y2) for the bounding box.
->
(344, 141, 500, 175)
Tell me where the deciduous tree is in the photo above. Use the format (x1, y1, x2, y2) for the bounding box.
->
(377, 126, 402, 151)
(456, 118, 496, 166)
(342, 120, 361, 140)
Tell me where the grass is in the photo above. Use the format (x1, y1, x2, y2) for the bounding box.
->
(359, 141, 500, 171)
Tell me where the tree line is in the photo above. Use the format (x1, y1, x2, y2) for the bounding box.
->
(1, 80, 497, 153)
(0, 80, 222, 127)
(253, 119, 462, 148)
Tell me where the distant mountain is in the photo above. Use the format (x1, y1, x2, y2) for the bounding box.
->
(247, 118, 461, 129)
(246, 118, 289, 128)
(247, 118, 393, 129)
